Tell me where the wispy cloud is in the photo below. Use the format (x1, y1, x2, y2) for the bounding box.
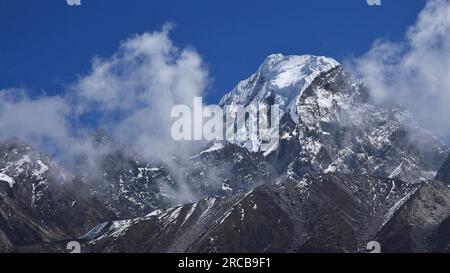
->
(352, 0, 450, 140)
(0, 88, 71, 155)
(72, 23, 209, 159)
(0, 24, 210, 160)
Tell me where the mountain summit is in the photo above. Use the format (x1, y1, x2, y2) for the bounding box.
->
(219, 54, 339, 119)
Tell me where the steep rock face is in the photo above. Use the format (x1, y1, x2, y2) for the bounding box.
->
(436, 155, 450, 184)
(183, 142, 278, 199)
(77, 131, 278, 219)
(290, 67, 448, 183)
(0, 139, 114, 251)
(221, 54, 448, 183)
(219, 54, 339, 153)
(79, 173, 419, 253)
(376, 181, 450, 252)
(77, 148, 176, 219)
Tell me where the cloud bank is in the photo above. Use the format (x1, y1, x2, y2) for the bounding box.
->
(73, 23, 209, 159)
(353, 0, 450, 140)
(0, 89, 72, 156)
(0, 24, 209, 161)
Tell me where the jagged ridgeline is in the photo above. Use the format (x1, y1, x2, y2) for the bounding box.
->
(1, 54, 449, 252)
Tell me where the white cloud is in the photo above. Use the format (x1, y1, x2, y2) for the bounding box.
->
(73, 24, 209, 158)
(353, 0, 450, 139)
(0, 89, 71, 153)
(0, 25, 210, 160)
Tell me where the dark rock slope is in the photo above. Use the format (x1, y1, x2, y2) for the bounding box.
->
(0, 139, 114, 251)
(78, 173, 420, 253)
(436, 155, 450, 184)
(376, 181, 450, 252)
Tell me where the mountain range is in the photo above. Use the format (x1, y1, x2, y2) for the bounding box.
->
(1, 54, 450, 253)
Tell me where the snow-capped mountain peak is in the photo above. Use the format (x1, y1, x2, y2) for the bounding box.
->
(219, 54, 340, 119)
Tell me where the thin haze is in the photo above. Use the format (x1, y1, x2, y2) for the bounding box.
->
(352, 0, 450, 142)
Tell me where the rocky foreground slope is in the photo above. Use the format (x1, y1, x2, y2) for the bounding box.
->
(14, 172, 450, 253)
(78, 173, 422, 253)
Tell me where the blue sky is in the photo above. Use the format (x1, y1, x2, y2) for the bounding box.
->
(0, 0, 426, 104)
